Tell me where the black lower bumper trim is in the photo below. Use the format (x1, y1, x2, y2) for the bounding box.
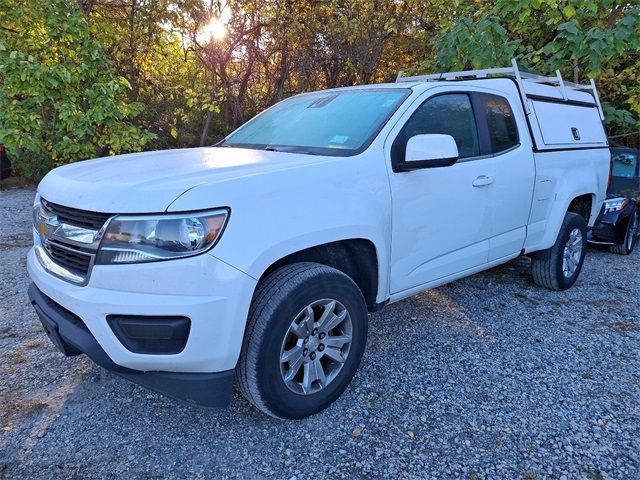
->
(27, 283, 234, 408)
(589, 224, 617, 244)
(118, 369, 234, 408)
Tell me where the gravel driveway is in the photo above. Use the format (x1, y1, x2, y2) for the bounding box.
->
(1, 187, 639, 480)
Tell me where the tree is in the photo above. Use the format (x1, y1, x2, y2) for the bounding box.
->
(0, 0, 153, 180)
(2, 0, 639, 181)
(428, 0, 640, 146)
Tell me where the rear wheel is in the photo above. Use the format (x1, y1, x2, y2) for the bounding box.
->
(610, 206, 638, 255)
(237, 262, 368, 419)
(531, 212, 587, 291)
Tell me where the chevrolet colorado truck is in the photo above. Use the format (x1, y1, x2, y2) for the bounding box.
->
(28, 61, 610, 418)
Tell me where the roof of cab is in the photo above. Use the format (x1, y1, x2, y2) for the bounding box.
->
(299, 76, 599, 106)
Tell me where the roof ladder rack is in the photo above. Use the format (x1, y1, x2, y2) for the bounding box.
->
(396, 59, 605, 120)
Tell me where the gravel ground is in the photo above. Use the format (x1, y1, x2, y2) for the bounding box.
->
(1, 186, 639, 480)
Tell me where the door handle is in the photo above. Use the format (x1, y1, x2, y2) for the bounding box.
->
(472, 175, 494, 187)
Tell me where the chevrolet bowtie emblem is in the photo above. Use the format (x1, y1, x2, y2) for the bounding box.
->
(37, 212, 101, 245)
(37, 212, 58, 237)
(36, 220, 48, 237)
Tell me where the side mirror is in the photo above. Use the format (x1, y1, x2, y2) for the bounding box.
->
(399, 134, 459, 171)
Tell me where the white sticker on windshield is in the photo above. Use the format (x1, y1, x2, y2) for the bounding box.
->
(330, 135, 349, 144)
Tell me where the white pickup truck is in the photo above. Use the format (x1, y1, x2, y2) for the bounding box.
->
(28, 61, 610, 418)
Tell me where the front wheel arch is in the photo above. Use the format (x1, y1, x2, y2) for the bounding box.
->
(257, 239, 381, 311)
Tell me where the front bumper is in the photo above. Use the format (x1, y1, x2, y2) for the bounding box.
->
(28, 283, 234, 407)
(588, 202, 636, 245)
(588, 220, 618, 244)
(27, 245, 257, 406)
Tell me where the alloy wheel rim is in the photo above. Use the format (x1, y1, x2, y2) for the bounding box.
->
(279, 298, 352, 395)
(562, 228, 583, 278)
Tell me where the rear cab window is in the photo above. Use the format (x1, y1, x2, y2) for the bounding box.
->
(475, 93, 519, 154)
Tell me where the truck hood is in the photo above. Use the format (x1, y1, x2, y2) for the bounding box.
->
(38, 147, 327, 213)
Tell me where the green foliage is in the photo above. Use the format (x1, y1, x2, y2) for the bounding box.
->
(434, 15, 521, 70)
(430, 0, 640, 146)
(0, 0, 153, 180)
(602, 102, 639, 130)
(1, 0, 638, 181)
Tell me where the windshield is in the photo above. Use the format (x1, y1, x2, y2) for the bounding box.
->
(221, 89, 410, 156)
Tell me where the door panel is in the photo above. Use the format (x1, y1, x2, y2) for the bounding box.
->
(489, 226, 527, 260)
(473, 92, 535, 260)
(487, 148, 535, 260)
(389, 163, 491, 292)
(387, 91, 491, 294)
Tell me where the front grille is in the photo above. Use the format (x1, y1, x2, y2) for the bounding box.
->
(44, 241, 92, 275)
(42, 199, 112, 230)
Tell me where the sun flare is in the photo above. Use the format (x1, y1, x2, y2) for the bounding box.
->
(198, 18, 227, 43)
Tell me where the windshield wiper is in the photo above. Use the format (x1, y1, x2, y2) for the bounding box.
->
(265, 145, 316, 155)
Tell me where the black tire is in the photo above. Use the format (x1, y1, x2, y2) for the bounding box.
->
(237, 262, 368, 419)
(609, 206, 638, 255)
(531, 212, 587, 291)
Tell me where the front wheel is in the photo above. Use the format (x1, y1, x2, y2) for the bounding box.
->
(609, 206, 638, 255)
(237, 262, 368, 419)
(531, 212, 587, 291)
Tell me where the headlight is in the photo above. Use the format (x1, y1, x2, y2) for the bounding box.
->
(96, 209, 228, 265)
(603, 198, 628, 214)
(32, 193, 42, 228)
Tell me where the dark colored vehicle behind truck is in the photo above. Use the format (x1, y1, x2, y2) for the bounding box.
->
(589, 147, 640, 255)
(0, 144, 11, 180)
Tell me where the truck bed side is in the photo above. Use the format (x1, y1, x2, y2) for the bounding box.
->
(520, 82, 610, 252)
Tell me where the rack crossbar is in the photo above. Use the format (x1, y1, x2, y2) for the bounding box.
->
(396, 59, 604, 120)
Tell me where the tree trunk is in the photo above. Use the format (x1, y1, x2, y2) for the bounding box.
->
(76, 0, 94, 15)
(128, 0, 139, 100)
(199, 110, 213, 147)
(271, 47, 289, 103)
